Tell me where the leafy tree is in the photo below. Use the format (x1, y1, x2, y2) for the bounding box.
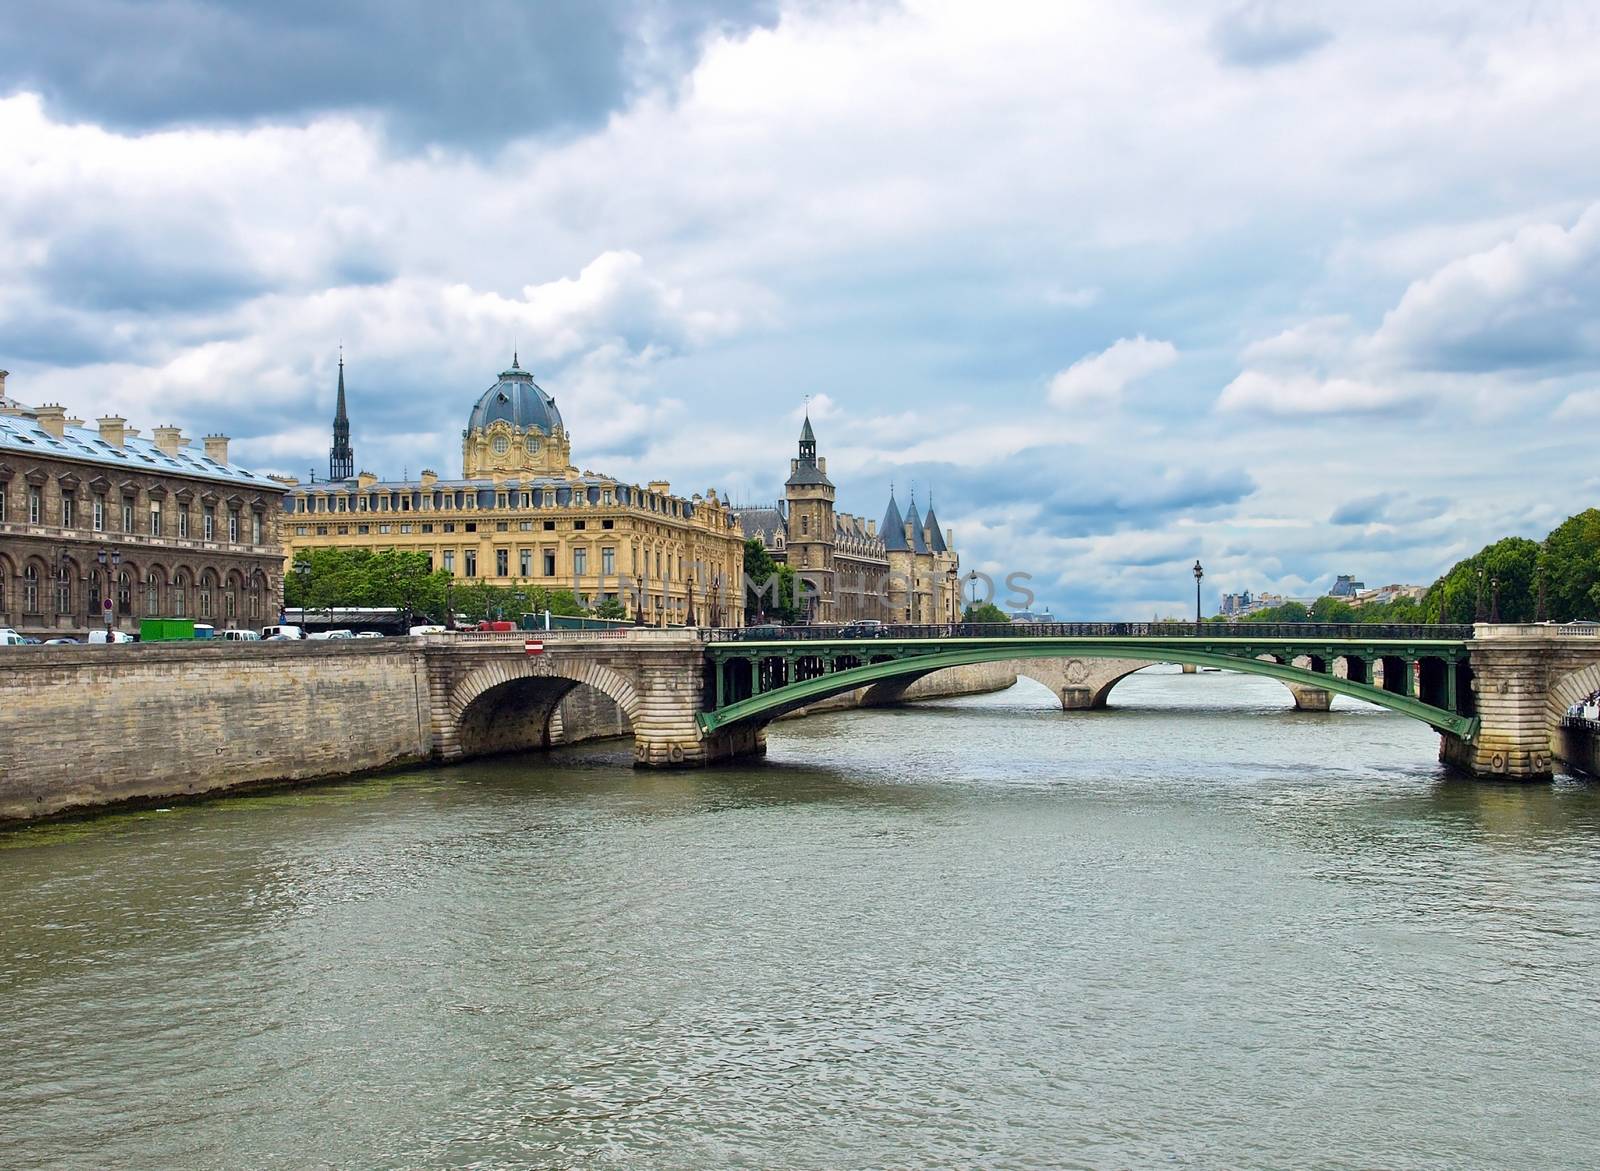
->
(742, 537, 805, 623)
(1243, 600, 1309, 623)
(1540, 508, 1600, 621)
(594, 596, 628, 620)
(1423, 536, 1539, 623)
(962, 602, 1011, 624)
(1308, 596, 1355, 623)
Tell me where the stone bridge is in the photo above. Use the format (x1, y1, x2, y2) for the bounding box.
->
(3, 623, 1600, 824)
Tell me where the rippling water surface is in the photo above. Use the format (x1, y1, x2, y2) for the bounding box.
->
(4, 670, 1599, 1170)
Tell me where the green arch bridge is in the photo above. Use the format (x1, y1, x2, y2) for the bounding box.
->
(699, 622, 1480, 740)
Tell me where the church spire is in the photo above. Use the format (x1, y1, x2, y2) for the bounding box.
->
(330, 350, 354, 481)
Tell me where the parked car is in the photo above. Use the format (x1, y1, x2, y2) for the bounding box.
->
(840, 620, 886, 638)
(745, 624, 785, 638)
(265, 633, 295, 641)
(409, 624, 448, 636)
(218, 629, 262, 641)
(354, 631, 384, 639)
(87, 629, 135, 644)
(308, 629, 355, 640)
(44, 637, 80, 644)
(0, 628, 27, 646)
(260, 625, 306, 640)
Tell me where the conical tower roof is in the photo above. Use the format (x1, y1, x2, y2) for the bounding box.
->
(923, 495, 948, 553)
(906, 495, 930, 553)
(881, 489, 909, 551)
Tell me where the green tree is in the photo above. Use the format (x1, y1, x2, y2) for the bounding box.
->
(962, 602, 1010, 624)
(1309, 596, 1355, 623)
(742, 537, 805, 623)
(1423, 536, 1539, 623)
(1540, 508, 1600, 621)
(593, 596, 627, 620)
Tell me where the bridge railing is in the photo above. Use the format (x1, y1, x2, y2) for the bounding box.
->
(704, 621, 1475, 643)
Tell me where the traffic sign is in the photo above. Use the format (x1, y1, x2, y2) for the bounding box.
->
(524, 638, 544, 655)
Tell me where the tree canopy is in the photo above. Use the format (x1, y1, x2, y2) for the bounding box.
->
(962, 602, 1011, 624)
(743, 537, 805, 624)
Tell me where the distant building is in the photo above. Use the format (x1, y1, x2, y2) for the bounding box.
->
(1328, 574, 1366, 598)
(1350, 583, 1426, 608)
(1010, 609, 1057, 624)
(284, 356, 747, 626)
(738, 417, 960, 624)
(1220, 590, 1254, 617)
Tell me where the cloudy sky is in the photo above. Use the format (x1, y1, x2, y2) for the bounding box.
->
(4, 0, 1599, 617)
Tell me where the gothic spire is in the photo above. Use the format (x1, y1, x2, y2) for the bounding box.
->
(330, 351, 354, 481)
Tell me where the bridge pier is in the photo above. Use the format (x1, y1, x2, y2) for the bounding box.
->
(1288, 685, 1333, 711)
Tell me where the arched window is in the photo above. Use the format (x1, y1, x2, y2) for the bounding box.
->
(117, 571, 131, 615)
(225, 585, 237, 620)
(172, 573, 187, 618)
(56, 566, 72, 615)
(248, 575, 263, 620)
(199, 574, 213, 619)
(146, 572, 160, 616)
(24, 564, 39, 613)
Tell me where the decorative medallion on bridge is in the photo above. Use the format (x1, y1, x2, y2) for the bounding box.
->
(1064, 659, 1090, 685)
(526, 655, 557, 677)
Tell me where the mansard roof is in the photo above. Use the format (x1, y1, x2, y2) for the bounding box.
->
(0, 413, 281, 491)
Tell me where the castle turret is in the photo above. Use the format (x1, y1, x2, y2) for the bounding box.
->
(784, 412, 836, 622)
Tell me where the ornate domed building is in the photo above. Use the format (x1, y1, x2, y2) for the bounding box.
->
(283, 355, 746, 626)
(461, 357, 573, 480)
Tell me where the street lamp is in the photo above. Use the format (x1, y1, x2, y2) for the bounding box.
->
(291, 559, 312, 628)
(1193, 559, 1204, 631)
(96, 546, 121, 634)
(1490, 576, 1501, 624)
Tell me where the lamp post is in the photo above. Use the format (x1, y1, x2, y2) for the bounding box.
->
(1193, 559, 1204, 632)
(96, 546, 121, 635)
(1490, 576, 1501, 624)
(292, 559, 311, 628)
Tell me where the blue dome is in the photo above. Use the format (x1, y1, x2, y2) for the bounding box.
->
(466, 359, 562, 434)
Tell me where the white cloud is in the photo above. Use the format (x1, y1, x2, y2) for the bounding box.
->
(1216, 371, 1423, 416)
(1047, 336, 1178, 409)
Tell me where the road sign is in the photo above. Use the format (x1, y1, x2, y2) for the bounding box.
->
(524, 638, 544, 655)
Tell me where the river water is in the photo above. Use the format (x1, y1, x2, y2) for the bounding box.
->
(3, 669, 1598, 1171)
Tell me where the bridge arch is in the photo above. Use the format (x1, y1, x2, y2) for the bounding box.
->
(701, 643, 1477, 740)
(448, 659, 642, 759)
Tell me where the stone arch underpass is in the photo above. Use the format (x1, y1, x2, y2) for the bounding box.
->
(445, 658, 643, 760)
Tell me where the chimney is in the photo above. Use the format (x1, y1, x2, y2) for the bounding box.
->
(357, 470, 378, 489)
(867, 520, 878, 538)
(97, 416, 127, 447)
(420, 469, 437, 487)
(152, 425, 184, 456)
(34, 403, 67, 438)
(0, 369, 9, 397)
(203, 434, 230, 463)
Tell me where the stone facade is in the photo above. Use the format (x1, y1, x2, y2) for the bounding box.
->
(283, 358, 745, 627)
(0, 378, 288, 638)
(739, 417, 961, 624)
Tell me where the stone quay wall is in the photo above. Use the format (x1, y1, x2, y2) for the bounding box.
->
(0, 640, 431, 824)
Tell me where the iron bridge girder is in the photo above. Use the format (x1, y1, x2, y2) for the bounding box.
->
(700, 637, 1479, 740)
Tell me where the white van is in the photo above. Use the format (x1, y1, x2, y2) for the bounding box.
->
(260, 625, 306, 640)
(88, 629, 134, 644)
(0, 628, 26, 646)
(218, 628, 261, 641)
